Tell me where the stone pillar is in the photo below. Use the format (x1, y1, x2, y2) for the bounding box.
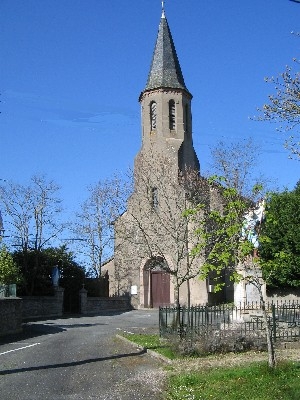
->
(54, 286, 64, 316)
(79, 288, 88, 314)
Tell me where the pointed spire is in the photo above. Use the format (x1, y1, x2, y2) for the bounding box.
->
(143, 12, 189, 93)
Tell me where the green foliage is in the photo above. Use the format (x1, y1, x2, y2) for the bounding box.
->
(260, 183, 300, 287)
(13, 245, 85, 295)
(41, 246, 85, 296)
(166, 362, 300, 400)
(0, 245, 22, 285)
(191, 176, 257, 287)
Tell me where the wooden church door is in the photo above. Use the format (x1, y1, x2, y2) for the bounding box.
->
(150, 271, 170, 308)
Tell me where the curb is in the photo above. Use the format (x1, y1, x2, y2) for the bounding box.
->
(116, 334, 173, 364)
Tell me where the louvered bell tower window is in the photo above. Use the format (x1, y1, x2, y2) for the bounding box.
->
(169, 100, 176, 130)
(150, 101, 157, 131)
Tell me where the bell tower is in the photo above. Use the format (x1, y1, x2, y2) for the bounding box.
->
(137, 7, 200, 173)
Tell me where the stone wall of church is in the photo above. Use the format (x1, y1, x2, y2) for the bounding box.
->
(111, 172, 227, 308)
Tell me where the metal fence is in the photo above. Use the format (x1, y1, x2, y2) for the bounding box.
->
(159, 301, 300, 343)
(0, 284, 17, 298)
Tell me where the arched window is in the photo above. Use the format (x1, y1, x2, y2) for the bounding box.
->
(169, 100, 176, 130)
(150, 101, 157, 130)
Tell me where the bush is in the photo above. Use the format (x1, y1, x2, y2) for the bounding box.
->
(0, 246, 22, 285)
(168, 327, 267, 357)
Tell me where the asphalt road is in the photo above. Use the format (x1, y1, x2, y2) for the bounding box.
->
(0, 310, 166, 400)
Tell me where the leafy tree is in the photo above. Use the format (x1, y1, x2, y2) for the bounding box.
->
(258, 59, 300, 160)
(47, 246, 86, 312)
(0, 175, 65, 294)
(0, 245, 22, 285)
(260, 182, 300, 287)
(188, 177, 276, 368)
(13, 245, 85, 296)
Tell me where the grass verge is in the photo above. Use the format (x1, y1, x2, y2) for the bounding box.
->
(120, 333, 300, 399)
(121, 333, 177, 360)
(166, 361, 300, 400)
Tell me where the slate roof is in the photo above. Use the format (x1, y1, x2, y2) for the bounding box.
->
(144, 12, 189, 93)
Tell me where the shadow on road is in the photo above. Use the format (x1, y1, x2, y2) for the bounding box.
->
(0, 311, 129, 346)
(0, 319, 111, 346)
(0, 348, 147, 376)
(0, 323, 66, 346)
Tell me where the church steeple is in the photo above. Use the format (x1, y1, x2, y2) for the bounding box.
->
(143, 10, 190, 95)
(138, 8, 200, 173)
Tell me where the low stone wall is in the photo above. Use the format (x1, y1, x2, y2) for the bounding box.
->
(0, 298, 22, 336)
(21, 287, 64, 320)
(267, 288, 300, 303)
(79, 288, 131, 314)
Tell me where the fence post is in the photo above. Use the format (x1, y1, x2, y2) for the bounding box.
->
(54, 286, 64, 317)
(205, 305, 209, 325)
(79, 287, 88, 315)
(271, 303, 276, 343)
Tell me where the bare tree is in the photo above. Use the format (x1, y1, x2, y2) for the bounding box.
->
(208, 138, 264, 197)
(73, 174, 131, 277)
(257, 59, 300, 160)
(208, 138, 277, 204)
(0, 175, 65, 294)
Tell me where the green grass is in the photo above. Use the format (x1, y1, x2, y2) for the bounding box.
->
(121, 333, 177, 359)
(166, 361, 300, 400)
(120, 333, 300, 399)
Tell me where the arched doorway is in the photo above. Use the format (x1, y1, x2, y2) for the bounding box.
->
(143, 257, 170, 308)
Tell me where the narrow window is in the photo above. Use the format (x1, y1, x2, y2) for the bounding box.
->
(150, 101, 157, 130)
(185, 104, 189, 133)
(169, 100, 176, 130)
(151, 187, 158, 209)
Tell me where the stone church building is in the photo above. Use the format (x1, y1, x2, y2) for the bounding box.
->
(105, 9, 233, 308)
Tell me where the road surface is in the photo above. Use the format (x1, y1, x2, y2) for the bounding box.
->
(0, 310, 166, 400)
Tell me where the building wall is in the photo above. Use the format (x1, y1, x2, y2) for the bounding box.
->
(111, 172, 227, 308)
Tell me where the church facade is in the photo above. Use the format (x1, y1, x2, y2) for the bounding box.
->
(106, 9, 233, 308)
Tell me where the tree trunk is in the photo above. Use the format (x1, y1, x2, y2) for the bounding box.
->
(187, 279, 191, 309)
(261, 298, 276, 368)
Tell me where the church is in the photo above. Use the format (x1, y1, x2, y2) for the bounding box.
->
(106, 7, 233, 308)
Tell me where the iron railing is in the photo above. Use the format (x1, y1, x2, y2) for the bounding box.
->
(159, 301, 300, 343)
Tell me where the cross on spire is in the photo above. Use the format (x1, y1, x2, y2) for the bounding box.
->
(162, 1, 165, 18)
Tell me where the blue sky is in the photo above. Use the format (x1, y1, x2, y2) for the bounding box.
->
(1, 0, 300, 221)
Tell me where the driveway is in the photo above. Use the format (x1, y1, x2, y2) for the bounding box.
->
(0, 310, 166, 400)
